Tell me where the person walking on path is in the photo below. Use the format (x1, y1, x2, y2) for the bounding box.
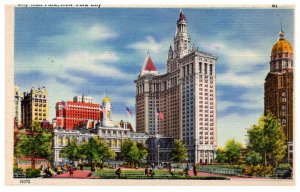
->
(184, 165, 189, 177)
(69, 165, 74, 176)
(115, 167, 122, 179)
(145, 167, 150, 177)
(90, 165, 96, 176)
(150, 168, 155, 178)
(169, 164, 174, 177)
(193, 164, 198, 176)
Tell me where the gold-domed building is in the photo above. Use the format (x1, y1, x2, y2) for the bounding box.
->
(264, 30, 294, 163)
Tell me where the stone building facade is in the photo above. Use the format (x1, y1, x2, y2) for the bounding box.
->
(21, 87, 49, 128)
(135, 10, 217, 163)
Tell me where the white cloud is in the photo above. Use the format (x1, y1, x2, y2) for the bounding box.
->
(217, 101, 235, 112)
(128, 36, 168, 53)
(85, 24, 117, 40)
(239, 91, 264, 110)
(217, 69, 267, 88)
(217, 113, 261, 147)
(62, 51, 127, 79)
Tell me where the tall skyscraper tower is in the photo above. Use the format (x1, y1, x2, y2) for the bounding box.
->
(14, 85, 23, 128)
(135, 10, 217, 163)
(264, 29, 294, 162)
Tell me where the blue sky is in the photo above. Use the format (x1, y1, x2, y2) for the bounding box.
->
(14, 7, 294, 146)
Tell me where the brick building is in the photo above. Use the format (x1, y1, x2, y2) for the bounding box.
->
(264, 29, 294, 163)
(55, 96, 101, 130)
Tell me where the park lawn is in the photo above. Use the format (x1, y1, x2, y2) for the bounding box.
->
(95, 168, 229, 180)
(96, 169, 182, 176)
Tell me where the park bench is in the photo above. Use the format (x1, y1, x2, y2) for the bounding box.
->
(275, 169, 291, 179)
(199, 167, 243, 176)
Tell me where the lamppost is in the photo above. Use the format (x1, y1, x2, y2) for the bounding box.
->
(157, 144, 160, 166)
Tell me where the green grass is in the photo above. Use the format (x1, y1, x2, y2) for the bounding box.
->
(96, 169, 181, 176)
(95, 169, 228, 180)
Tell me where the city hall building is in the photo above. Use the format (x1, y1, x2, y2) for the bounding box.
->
(135, 10, 217, 163)
(53, 95, 149, 164)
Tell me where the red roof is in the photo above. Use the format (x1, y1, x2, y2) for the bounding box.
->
(144, 56, 157, 71)
(178, 11, 187, 22)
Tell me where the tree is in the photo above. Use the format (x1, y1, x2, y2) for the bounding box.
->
(245, 151, 263, 165)
(247, 112, 287, 166)
(121, 139, 147, 167)
(224, 139, 242, 164)
(136, 142, 148, 164)
(171, 140, 188, 163)
(80, 137, 115, 168)
(95, 139, 116, 166)
(215, 147, 228, 164)
(60, 140, 81, 163)
(216, 139, 242, 165)
(16, 122, 53, 169)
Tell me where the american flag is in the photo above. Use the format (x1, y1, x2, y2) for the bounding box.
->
(157, 108, 164, 120)
(126, 106, 132, 116)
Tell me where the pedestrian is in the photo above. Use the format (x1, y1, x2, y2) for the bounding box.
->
(193, 164, 197, 176)
(145, 167, 149, 176)
(169, 164, 174, 177)
(69, 165, 74, 176)
(44, 166, 52, 177)
(184, 165, 189, 177)
(150, 168, 155, 177)
(115, 167, 121, 179)
(60, 165, 65, 173)
(151, 162, 154, 170)
(91, 165, 96, 176)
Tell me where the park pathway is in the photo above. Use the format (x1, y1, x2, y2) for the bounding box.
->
(52, 170, 99, 179)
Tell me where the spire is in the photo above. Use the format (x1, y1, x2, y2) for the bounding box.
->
(279, 18, 285, 40)
(140, 52, 159, 76)
(178, 9, 187, 22)
(168, 45, 173, 59)
(144, 54, 157, 71)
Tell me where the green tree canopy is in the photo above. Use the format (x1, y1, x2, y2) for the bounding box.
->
(245, 151, 263, 165)
(171, 140, 188, 163)
(215, 147, 228, 164)
(80, 137, 115, 167)
(121, 139, 148, 167)
(216, 139, 242, 165)
(247, 112, 287, 166)
(60, 140, 81, 163)
(16, 121, 53, 169)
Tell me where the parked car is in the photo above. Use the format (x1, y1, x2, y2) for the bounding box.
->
(13, 172, 26, 178)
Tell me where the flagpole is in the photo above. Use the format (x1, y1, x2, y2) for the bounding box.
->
(125, 110, 128, 129)
(155, 99, 158, 135)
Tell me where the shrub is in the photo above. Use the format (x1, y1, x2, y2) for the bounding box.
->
(25, 168, 41, 178)
(243, 165, 274, 176)
(13, 166, 23, 173)
(277, 163, 291, 170)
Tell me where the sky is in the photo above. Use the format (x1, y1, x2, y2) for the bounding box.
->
(14, 7, 294, 146)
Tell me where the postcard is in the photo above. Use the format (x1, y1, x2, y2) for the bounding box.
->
(5, 4, 295, 186)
